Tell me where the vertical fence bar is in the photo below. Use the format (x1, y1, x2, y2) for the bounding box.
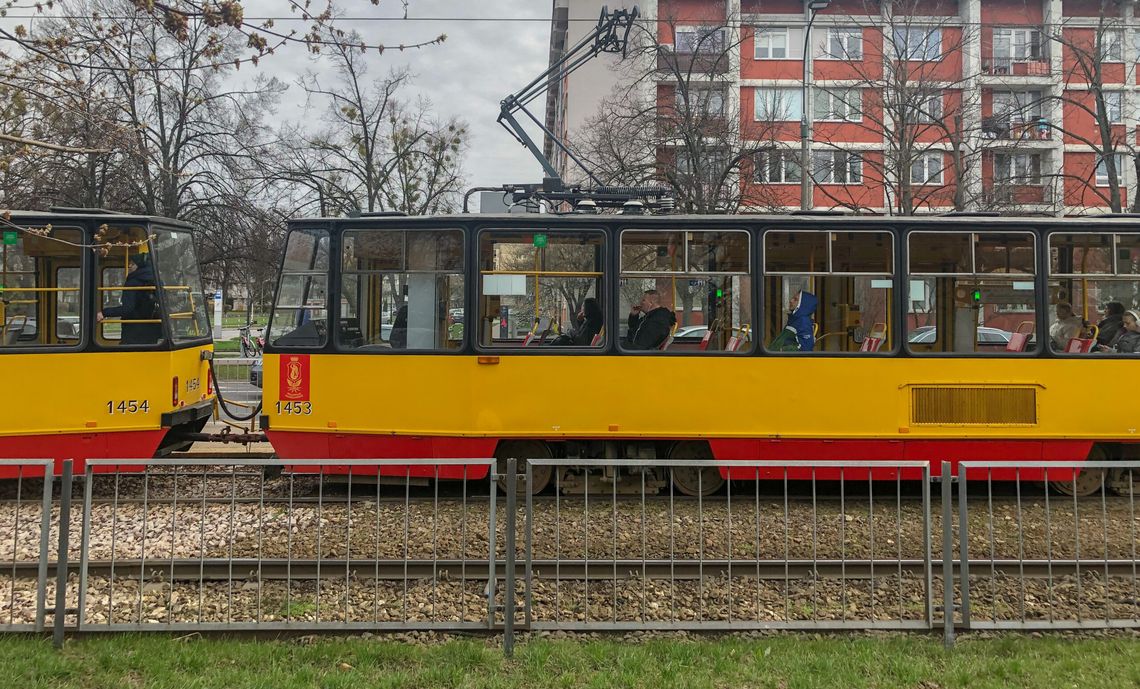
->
(957, 462, 971, 629)
(922, 463, 933, 630)
(941, 462, 955, 648)
(503, 458, 517, 658)
(52, 460, 72, 649)
(524, 460, 534, 629)
(35, 461, 55, 632)
(75, 464, 94, 630)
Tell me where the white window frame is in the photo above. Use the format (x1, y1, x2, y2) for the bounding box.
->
(893, 27, 942, 61)
(993, 27, 1043, 61)
(676, 86, 727, 117)
(812, 150, 863, 185)
(1096, 153, 1126, 187)
(994, 152, 1043, 186)
(1100, 90, 1124, 124)
(755, 87, 803, 122)
(913, 94, 943, 124)
(675, 26, 727, 55)
(910, 153, 944, 185)
(822, 27, 862, 60)
(1100, 29, 1124, 63)
(754, 150, 802, 184)
(814, 89, 862, 122)
(754, 27, 789, 59)
(993, 90, 1045, 122)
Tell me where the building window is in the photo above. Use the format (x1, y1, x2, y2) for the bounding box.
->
(814, 89, 862, 122)
(995, 153, 1043, 185)
(755, 27, 789, 59)
(812, 150, 862, 184)
(910, 153, 944, 185)
(755, 87, 803, 121)
(675, 26, 726, 54)
(676, 148, 731, 176)
(912, 93, 943, 124)
(892, 27, 941, 61)
(993, 27, 1043, 61)
(1100, 29, 1124, 63)
(676, 86, 726, 117)
(1096, 154, 1125, 186)
(1100, 91, 1124, 124)
(754, 150, 802, 183)
(993, 90, 1045, 122)
(823, 27, 862, 60)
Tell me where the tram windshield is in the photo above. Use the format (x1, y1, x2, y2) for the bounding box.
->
(479, 229, 604, 347)
(0, 225, 83, 348)
(268, 228, 330, 348)
(762, 230, 894, 353)
(907, 232, 1039, 354)
(151, 227, 210, 343)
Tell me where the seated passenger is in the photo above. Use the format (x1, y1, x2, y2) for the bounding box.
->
(1108, 310, 1140, 354)
(549, 298, 603, 347)
(1095, 301, 1126, 349)
(97, 253, 162, 345)
(624, 289, 675, 350)
(1049, 302, 1083, 350)
(768, 290, 817, 352)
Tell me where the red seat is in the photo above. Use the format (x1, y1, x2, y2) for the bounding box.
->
(590, 333, 603, 346)
(1006, 332, 1030, 352)
(1065, 338, 1095, 354)
(859, 337, 883, 352)
(698, 330, 714, 351)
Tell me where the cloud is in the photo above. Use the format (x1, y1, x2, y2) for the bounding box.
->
(241, 0, 553, 191)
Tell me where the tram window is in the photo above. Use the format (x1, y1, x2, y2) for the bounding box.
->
(96, 226, 163, 347)
(1047, 232, 1140, 354)
(269, 229, 330, 348)
(338, 229, 465, 351)
(1, 227, 83, 348)
(620, 229, 751, 353)
(907, 232, 1040, 355)
(152, 228, 210, 343)
(762, 230, 894, 354)
(480, 230, 605, 348)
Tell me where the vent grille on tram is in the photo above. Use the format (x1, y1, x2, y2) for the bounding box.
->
(910, 386, 1038, 426)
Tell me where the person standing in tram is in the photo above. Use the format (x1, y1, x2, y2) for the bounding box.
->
(769, 290, 817, 352)
(97, 252, 162, 345)
(625, 289, 675, 349)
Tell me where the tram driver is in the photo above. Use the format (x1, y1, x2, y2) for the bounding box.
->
(625, 289, 675, 350)
(96, 252, 162, 345)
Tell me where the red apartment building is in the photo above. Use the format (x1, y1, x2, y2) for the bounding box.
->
(548, 0, 1140, 214)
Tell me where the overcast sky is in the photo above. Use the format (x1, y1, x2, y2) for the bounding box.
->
(243, 0, 555, 200)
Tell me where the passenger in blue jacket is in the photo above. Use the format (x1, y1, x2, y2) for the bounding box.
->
(769, 290, 817, 351)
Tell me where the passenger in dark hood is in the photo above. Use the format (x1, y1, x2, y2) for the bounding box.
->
(769, 290, 817, 352)
(625, 289, 676, 350)
(97, 252, 162, 345)
(1095, 301, 1126, 350)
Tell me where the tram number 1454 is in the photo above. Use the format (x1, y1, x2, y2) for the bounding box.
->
(107, 400, 150, 414)
(276, 401, 313, 415)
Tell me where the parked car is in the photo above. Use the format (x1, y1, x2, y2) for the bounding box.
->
(672, 325, 709, 343)
(250, 358, 262, 388)
(907, 326, 1013, 347)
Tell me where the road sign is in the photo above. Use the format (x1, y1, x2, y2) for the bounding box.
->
(533, 233, 547, 248)
(2, 230, 16, 245)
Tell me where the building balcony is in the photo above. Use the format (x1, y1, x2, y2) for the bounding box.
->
(981, 117, 1053, 142)
(982, 56, 1052, 77)
(982, 181, 1056, 208)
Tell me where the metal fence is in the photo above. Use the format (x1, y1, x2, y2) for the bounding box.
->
(211, 356, 259, 384)
(1, 456, 1137, 651)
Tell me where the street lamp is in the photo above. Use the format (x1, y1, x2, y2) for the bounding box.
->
(800, 0, 831, 210)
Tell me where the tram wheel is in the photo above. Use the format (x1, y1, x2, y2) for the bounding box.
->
(495, 440, 553, 495)
(1049, 447, 1108, 497)
(668, 441, 725, 497)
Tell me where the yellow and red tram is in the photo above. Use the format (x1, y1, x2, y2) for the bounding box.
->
(260, 213, 1140, 496)
(0, 210, 215, 476)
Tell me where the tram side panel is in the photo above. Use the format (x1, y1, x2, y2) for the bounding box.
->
(0, 346, 214, 477)
(260, 353, 1128, 482)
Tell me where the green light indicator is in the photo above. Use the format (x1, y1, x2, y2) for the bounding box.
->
(972, 289, 982, 303)
(2, 231, 16, 245)
(716, 288, 723, 298)
(533, 233, 547, 248)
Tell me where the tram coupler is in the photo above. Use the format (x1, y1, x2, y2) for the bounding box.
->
(179, 431, 267, 444)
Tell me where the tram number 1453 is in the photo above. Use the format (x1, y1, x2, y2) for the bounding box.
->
(107, 400, 150, 414)
(276, 401, 313, 415)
